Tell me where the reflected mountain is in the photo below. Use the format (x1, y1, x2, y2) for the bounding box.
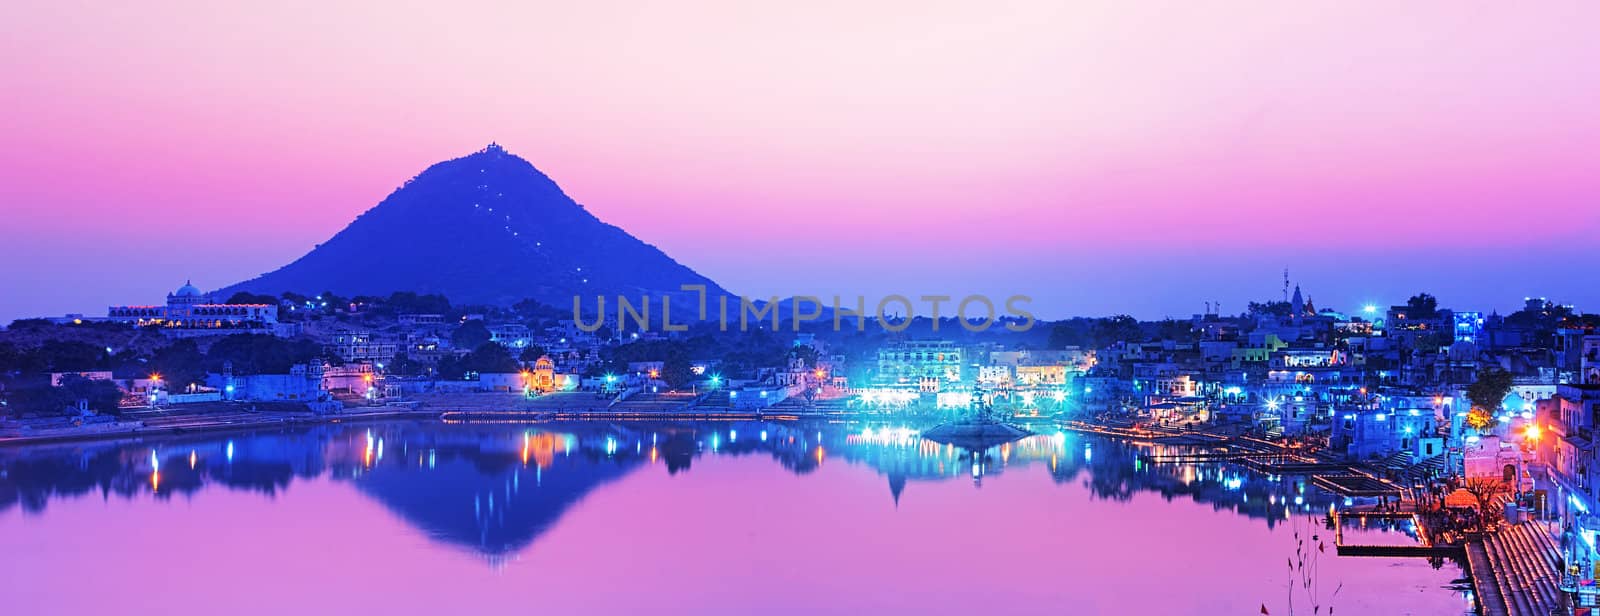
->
(325, 425, 647, 559)
(0, 419, 1337, 560)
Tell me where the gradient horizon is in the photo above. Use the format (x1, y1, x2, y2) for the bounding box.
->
(2, 2, 1597, 323)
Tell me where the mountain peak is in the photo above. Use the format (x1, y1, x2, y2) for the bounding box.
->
(220, 146, 729, 306)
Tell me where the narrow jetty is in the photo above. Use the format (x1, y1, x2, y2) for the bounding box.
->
(1467, 522, 1567, 616)
(1332, 511, 1460, 557)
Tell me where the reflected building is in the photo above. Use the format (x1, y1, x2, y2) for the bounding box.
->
(1, 418, 1346, 561)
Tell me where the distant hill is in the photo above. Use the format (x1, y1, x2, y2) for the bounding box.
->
(220, 144, 729, 309)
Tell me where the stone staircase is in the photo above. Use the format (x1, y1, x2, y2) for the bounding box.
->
(1475, 521, 1567, 616)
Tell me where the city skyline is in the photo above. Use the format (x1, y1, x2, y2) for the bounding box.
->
(3, 2, 1598, 322)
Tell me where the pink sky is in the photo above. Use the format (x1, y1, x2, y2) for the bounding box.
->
(2, 2, 1597, 320)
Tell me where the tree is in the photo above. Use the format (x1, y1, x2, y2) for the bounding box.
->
(1465, 407, 1497, 433)
(1466, 367, 1515, 414)
(1155, 319, 1194, 342)
(462, 342, 520, 374)
(1091, 315, 1142, 347)
(0, 341, 23, 374)
(1405, 293, 1440, 319)
(386, 291, 452, 316)
(148, 340, 207, 390)
(29, 340, 109, 372)
(225, 291, 279, 305)
(206, 334, 322, 375)
(6, 375, 123, 416)
(518, 345, 548, 363)
(789, 344, 819, 368)
(56, 374, 124, 415)
(1047, 319, 1093, 348)
(386, 352, 423, 377)
(1246, 301, 1292, 318)
(452, 320, 492, 349)
(661, 351, 694, 390)
(1460, 476, 1507, 529)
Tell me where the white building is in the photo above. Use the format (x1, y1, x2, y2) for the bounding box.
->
(108, 281, 278, 334)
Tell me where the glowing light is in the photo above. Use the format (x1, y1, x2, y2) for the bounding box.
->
(226, 440, 234, 462)
(189, 450, 196, 469)
(760, 430, 768, 442)
(1363, 304, 1378, 314)
(1525, 424, 1542, 441)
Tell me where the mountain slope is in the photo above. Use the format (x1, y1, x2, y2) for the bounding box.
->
(221, 144, 729, 306)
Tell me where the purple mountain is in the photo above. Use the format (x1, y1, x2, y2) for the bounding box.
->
(221, 144, 729, 307)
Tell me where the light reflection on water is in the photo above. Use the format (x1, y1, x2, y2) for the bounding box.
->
(0, 420, 1472, 615)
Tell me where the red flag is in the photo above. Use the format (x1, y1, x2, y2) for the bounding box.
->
(1261, 604, 1270, 615)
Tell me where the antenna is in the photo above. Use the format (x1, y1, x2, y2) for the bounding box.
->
(1283, 268, 1290, 302)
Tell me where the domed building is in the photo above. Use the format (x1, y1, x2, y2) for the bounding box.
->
(108, 280, 279, 336)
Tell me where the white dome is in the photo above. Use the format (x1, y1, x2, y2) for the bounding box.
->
(174, 280, 203, 297)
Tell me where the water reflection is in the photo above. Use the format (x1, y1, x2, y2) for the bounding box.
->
(2, 420, 1352, 557)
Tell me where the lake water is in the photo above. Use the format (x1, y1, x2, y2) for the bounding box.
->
(0, 421, 1473, 615)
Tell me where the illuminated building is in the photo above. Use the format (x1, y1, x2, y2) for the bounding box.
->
(490, 324, 532, 349)
(327, 329, 398, 363)
(1453, 311, 1485, 343)
(876, 340, 964, 392)
(107, 280, 279, 335)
